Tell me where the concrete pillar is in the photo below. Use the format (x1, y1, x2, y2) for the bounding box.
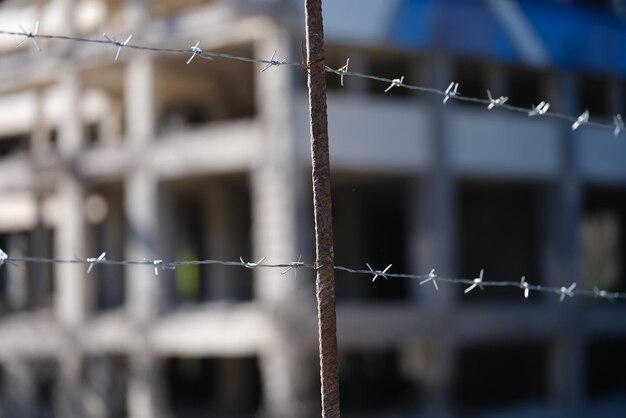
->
(125, 170, 161, 320)
(419, 339, 455, 418)
(259, 336, 314, 418)
(550, 336, 585, 417)
(543, 73, 585, 415)
(55, 69, 88, 326)
(56, 351, 86, 418)
(124, 53, 159, 320)
(0, 358, 36, 418)
(409, 56, 457, 309)
(251, 29, 300, 303)
(127, 355, 165, 418)
(124, 52, 163, 418)
(543, 73, 582, 289)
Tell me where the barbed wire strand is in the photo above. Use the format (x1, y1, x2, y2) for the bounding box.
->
(0, 26, 622, 135)
(1, 250, 624, 302)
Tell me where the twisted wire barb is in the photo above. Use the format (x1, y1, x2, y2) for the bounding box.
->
(0, 27, 621, 134)
(2, 253, 625, 301)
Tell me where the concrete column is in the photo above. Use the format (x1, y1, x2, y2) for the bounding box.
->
(0, 358, 36, 418)
(543, 73, 585, 416)
(127, 355, 165, 418)
(125, 55, 156, 143)
(550, 336, 585, 417)
(543, 73, 582, 289)
(124, 53, 159, 320)
(124, 170, 161, 320)
(251, 29, 300, 302)
(409, 56, 457, 308)
(419, 339, 455, 418)
(259, 336, 314, 418)
(56, 351, 86, 418)
(55, 69, 88, 326)
(124, 51, 163, 418)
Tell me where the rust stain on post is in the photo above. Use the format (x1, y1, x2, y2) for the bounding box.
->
(304, 0, 341, 417)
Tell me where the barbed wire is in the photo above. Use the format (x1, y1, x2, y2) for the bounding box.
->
(0, 23, 623, 135)
(1, 249, 624, 302)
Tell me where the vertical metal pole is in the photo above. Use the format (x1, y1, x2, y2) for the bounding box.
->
(304, 1, 341, 417)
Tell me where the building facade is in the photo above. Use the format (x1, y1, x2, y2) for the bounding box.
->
(0, 0, 625, 417)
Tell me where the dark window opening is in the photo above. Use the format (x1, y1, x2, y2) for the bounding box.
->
(453, 61, 488, 105)
(30, 228, 55, 310)
(88, 187, 126, 311)
(339, 349, 421, 415)
(455, 343, 548, 409)
(48, 129, 57, 147)
(582, 186, 626, 292)
(459, 182, 541, 301)
(156, 46, 256, 135)
(84, 122, 100, 145)
(333, 179, 409, 301)
(506, 68, 543, 108)
(366, 53, 412, 97)
(325, 45, 354, 91)
(587, 338, 626, 398)
(0, 229, 55, 313)
(165, 356, 261, 417)
(83, 355, 128, 417)
(580, 75, 610, 116)
(0, 133, 29, 157)
(32, 359, 57, 417)
(0, 235, 6, 312)
(170, 178, 252, 304)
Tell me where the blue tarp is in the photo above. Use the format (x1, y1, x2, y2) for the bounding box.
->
(390, 0, 520, 63)
(387, 0, 626, 75)
(518, 0, 626, 75)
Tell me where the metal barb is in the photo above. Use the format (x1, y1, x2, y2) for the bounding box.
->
(187, 41, 202, 64)
(153, 259, 162, 275)
(572, 110, 589, 131)
(86, 252, 106, 274)
(520, 276, 530, 299)
(366, 263, 392, 282)
(614, 114, 624, 137)
(465, 269, 485, 294)
(103, 33, 133, 61)
(443, 82, 460, 104)
(559, 283, 577, 302)
(16, 21, 41, 51)
(337, 58, 349, 87)
(528, 101, 550, 116)
(419, 269, 439, 290)
(384, 76, 404, 93)
(240, 256, 266, 268)
(261, 50, 286, 72)
(487, 90, 508, 110)
(0, 248, 7, 269)
(280, 255, 304, 279)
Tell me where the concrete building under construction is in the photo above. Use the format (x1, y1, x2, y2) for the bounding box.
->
(0, 0, 626, 417)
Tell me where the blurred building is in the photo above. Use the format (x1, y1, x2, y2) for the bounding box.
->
(0, 0, 626, 417)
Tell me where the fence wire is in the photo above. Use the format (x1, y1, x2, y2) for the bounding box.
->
(1, 250, 624, 302)
(0, 25, 623, 135)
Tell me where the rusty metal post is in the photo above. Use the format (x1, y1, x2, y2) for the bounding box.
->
(304, 1, 341, 417)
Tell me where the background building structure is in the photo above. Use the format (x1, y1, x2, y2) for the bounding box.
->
(0, 0, 626, 417)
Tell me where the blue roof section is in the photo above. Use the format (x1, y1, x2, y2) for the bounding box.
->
(518, 0, 626, 75)
(390, 0, 520, 63)
(323, 0, 626, 75)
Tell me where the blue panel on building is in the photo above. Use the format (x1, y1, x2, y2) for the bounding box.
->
(390, 0, 520, 62)
(519, 0, 626, 75)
